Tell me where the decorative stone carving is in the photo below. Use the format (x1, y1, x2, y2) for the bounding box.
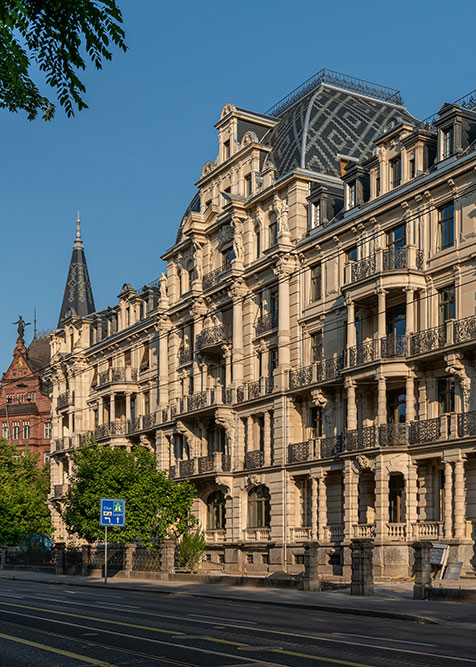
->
(156, 316, 172, 336)
(445, 355, 471, 412)
(176, 420, 197, 456)
(215, 408, 235, 445)
(190, 297, 207, 319)
(273, 195, 290, 237)
(192, 241, 204, 280)
(231, 215, 244, 262)
(219, 224, 234, 246)
(273, 253, 296, 279)
(311, 389, 328, 408)
(228, 278, 248, 301)
(159, 272, 168, 306)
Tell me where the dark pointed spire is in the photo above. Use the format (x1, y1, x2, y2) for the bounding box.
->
(58, 214, 96, 327)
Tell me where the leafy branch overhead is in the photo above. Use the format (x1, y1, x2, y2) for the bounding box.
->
(0, 0, 126, 120)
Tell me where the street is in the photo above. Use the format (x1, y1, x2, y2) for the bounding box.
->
(0, 580, 475, 666)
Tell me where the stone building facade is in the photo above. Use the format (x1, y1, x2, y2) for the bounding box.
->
(48, 70, 476, 577)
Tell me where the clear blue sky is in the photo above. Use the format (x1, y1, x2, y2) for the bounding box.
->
(1, 0, 475, 372)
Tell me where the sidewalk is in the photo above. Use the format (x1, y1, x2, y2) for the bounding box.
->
(0, 569, 475, 627)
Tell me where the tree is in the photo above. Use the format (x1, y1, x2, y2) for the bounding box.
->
(0, 439, 52, 545)
(62, 444, 197, 548)
(0, 0, 126, 120)
(178, 528, 207, 573)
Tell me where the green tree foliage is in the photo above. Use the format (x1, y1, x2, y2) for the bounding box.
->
(0, 0, 126, 120)
(178, 528, 207, 573)
(0, 439, 52, 545)
(62, 444, 197, 548)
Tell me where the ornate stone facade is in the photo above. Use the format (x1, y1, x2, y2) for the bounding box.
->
(47, 71, 476, 577)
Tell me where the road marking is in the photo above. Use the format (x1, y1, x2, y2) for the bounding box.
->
(0, 600, 185, 635)
(189, 613, 256, 624)
(0, 607, 282, 666)
(0, 593, 24, 599)
(0, 630, 118, 666)
(201, 636, 248, 647)
(272, 649, 373, 666)
(333, 632, 436, 647)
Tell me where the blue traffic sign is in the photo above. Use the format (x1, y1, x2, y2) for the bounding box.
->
(100, 498, 125, 526)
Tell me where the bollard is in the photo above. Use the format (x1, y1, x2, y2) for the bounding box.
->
(303, 542, 320, 591)
(54, 542, 66, 575)
(351, 539, 374, 596)
(412, 541, 432, 600)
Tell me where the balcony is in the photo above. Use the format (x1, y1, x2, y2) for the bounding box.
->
(325, 524, 344, 542)
(205, 529, 226, 543)
(378, 423, 408, 446)
(408, 416, 442, 445)
(345, 247, 424, 285)
(343, 426, 377, 451)
(176, 387, 232, 415)
(380, 334, 407, 358)
(409, 325, 446, 355)
(289, 527, 312, 542)
(288, 356, 344, 390)
(57, 392, 73, 410)
(94, 420, 129, 440)
(126, 417, 142, 434)
(97, 367, 138, 388)
(195, 323, 232, 352)
(387, 523, 406, 540)
(458, 410, 476, 437)
(354, 524, 376, 539)
(236, 377, 274, 402)
(287, 436, 343, 463)
(178, 345, 193, 365)
(347, 340, 379, 367)
(412, 521, 443, 540)
(173, 453, 231, 478)
(202, 266, 230, 290)
(244, 450, 265, 469)
(243, 528, 271, 541)
(255, 312, 278, 336)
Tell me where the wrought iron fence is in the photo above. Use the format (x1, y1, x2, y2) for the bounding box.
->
(416, 249, 424, 270)
(64, 547, 83, 569)
(143, 413, 157, 430)
(88, 545, 124, 570)
(5, 546, 56, 569)
(222, 454, 231, 471)
(348, 339, 379, 366)
(351, 255, 376, 282)
(244, 450, 264, 469)
(188, 391, 209, 411)
(288, 441, 310, 463)
(454, 314, 476, 343)
(409, 325, 446, 355)
(378, 423, 408, 446)
(256, 312, 278, 335)
(132, 547, 161, 572)
(383, 247, 408, 270)
(409, 417, 441, 444)
(169, 465, 176, 479)
(343, 426, 377, 452)
(110, 421, 127, 436)
(381, 334, 407, 358)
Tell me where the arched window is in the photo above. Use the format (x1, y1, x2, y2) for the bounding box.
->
(207, 490, 226, 530)
(248, 486, 270, 528)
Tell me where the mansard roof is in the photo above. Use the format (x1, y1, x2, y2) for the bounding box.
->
(58, 217, 95, 327)
(263, 82, 416, 179)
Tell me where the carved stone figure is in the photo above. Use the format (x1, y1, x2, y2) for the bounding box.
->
(12, 316, 30, 339)
(273, 195, 290, 235)
(193, 241, 203, 280)
(231, 216, 244, 261)
(446, 357, 471, 412)
(159, 272, 168, 305)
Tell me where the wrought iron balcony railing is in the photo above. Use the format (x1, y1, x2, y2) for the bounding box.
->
(236, 377, 274, 402)
(179, 459, 196, 477)
(347, 340, 379, 367)
(97, 367, 138, 387)
(255, 312, 278, 335)
(202, 266, 230, 290)
(382, 247, 408, 270)
(288, 355, 344, 390)
(195, 323, 232, 351)
(343, 426, 377, 452)
(288, 440, 310, 464)
(178, 345, 193, 365)
(381, 334, 407, 358)
(197, 453, 231, 474)
(244, 450, 265, 469)
(408, 417, 442, 444)
(409, 326, 446, 355)
(319, 435, 343, 458)
(454, 314, 476, 344)
(351, 255, 376, 282)
(378, 423, 408, 447)
(346, 247, 423, 284)
(458, 410, 476, 437)
(126, 417, 142, 434)
(57, 392, 73, 409)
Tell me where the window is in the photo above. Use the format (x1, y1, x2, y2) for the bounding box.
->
(438, 285, 455, 325)
(144, 391, 150, 416)
(389, 473, 405, 523)
(23, 422, 30, 439)
(386, 388, 406, 423)
(346, 246, 358, 263)
(257, 415, 265, 450)
(44, 422, 52, 439)
(438, 378, 455, 414)
(310, 331, 322, 362)
(131, 396, 136, 421)
(442, 126, 454, 160)
(268, 348, 278, 375)
(248, 486, 270, 528)
(409, 153, 415, 179)
(309, 201, 320, 230)
(438, 202, 454, 250)
(269, 220, 278, 246)
(2, 425, 9, 439)
(387, 224, 406, 250)
(207, 490, 226, 530)
(244, 173, 252, 197)
(188, 268, 195, 287)
(310, 406, 323, 438)
(222, 248, 235, 268)
(348, 182, 356, 208)
(140, 343, 149, 371)
(391, 157, 401, 188)
(124, 349, 131, 366)
(256, 227, 261, 258)
(270, 290, 279, 325)
(375, 171, 381, 196)
(310, 264, 322, 302)
(12, 423, 20, 439)
(223, 139, 230, 160)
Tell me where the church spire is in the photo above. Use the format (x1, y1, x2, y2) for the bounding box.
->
(58, 215, 96, 327)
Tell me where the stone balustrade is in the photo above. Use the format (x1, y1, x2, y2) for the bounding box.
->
(412, 521, 443, 539)
(289, 527, 312, 541)
(386, 523, 406, 539)
(243, 528, 271, 541)
(354, 524, 376, 539)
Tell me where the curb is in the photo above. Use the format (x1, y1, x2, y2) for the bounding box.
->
(0, 572, 439, 625)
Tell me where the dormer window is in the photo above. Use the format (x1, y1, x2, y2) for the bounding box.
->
(375, 171, 381, 196)
(223, 139, 230, 161)
(390, 156, 401, 188)
(309, 200, 321, 230)
(441, 126, 454, 160)
(244, 173, 252, 197)
(409, 153, 415, 179)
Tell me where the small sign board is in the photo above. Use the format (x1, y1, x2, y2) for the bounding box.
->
(100, 498, 125, 526)
(443, 562, 463, 580)
(430, 543, 449, 567)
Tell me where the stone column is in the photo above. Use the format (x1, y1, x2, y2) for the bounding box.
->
(407, 461, 418, 537)
(98, 397, 104, 425)
(406, 374, 415, 423)
(303, 543, 320, 591)
(263, 410, 272, 466)
(346, 297, 356, 350)
(444, 461, 453, 539)
(224, 346, 232, 390)
(345, 378, 357, 430)
(344, 460, 358, 542)
(351, 540, 374, 596)
(311, 477, 318, 540)
(376, 373, 387, 427)
(317, 474, 327, 542)
(454, 458, 466, 539)
(125, 392, 131, 421)
(274, 258, 293, 370)
(246, 415, 253, 451)
(377, 288, 387, 339)
(405, 287, 415, 334)
(374, 455, 386, 543)
(229, 281, 247, 385)
(110, 393, 116, 423)
(412, 541, 432, 600)
(157, 319, 171, 407)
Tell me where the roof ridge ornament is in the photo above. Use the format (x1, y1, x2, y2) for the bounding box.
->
(73, 211, 83, 250)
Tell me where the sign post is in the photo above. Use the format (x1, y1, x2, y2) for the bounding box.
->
(100, 498, 125, 584)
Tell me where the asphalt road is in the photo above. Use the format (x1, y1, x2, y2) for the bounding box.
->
(0, 579, 474, 666)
